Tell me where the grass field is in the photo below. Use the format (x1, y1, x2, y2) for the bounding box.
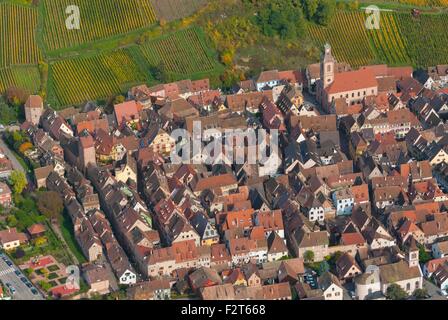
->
(150, 0, 208, 21)
(0, 3, 41, 67)
(41, 0, 157, 51)
(0, 66, 40, 93)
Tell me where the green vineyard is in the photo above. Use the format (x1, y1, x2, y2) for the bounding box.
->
(0, 66, 40, 93)
(307, 11, 377, 67)
(308, 10, 448, 68)
(47, 27, 222, 106)
(49, 49, 148, 106)
(42, 0, 157, 51)
(0, 3, 41, 68)
(138, 27, 218, 75)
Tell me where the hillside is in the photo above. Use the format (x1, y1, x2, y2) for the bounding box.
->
(2, 0, 448, 110)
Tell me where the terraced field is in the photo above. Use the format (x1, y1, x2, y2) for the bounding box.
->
(49, 49, 148, 105)
(0, 3, 41, 67)
(42, 0, 157, 51)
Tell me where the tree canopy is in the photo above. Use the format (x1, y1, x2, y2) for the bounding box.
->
(386, 284, 409, 300)
(9, 170, 27, 194)
(37, 191, 64, 220)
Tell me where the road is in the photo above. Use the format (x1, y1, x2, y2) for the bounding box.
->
(0, 136, 26, 175)
(0, 252, 44, 300)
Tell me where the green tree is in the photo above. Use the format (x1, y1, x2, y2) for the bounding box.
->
(6, 214, 18, 227)
(37, 191, 64, 220)
(418, 244, 431, 264)
(9, 170, 27, 194)
(113, 95, 125, 105)
(386, 284, 408, 300)
(304, 250, 315, 263)
(303, 0, 318, 19)
(413, 288, 428, 300)
(314, 0, 336, 26)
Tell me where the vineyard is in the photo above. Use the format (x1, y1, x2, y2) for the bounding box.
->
(367, 12, 411, 66)
(395, 12, 448, 66)
(307, 11, 376, 67)
(138, 27, 218, 75)
(308, 10, 448, 68)
(0, 3, 41, 67)
(42, 0, 157, 51)
(150, 0, 208, 21)
(0, 66, 40, 93)
(49, 49, 148, 106)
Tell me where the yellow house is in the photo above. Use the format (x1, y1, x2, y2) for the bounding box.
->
(151, 129, 176, 156)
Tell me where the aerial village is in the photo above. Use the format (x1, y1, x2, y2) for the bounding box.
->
(2, 43, 448, 301)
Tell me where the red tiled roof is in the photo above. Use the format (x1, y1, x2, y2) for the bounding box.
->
(341, 232, 365, 246)
(325, 69, 378, 94)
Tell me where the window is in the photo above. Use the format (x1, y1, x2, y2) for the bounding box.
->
(406, 283, 411, 291)
(415, 281, 419, 289)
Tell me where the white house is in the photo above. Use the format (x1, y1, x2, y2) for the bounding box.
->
(318, 271, 344, 300)
(432, 241, 448, 259)
(332, 188, 354, 216)
(256, 70, 280, 91)
(119, 269, 137, 285)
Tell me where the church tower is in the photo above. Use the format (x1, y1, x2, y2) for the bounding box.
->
(320, 43, 335, 89)
(406, 237, 419, 268)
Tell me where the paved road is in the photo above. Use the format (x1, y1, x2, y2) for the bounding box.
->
(0, 252, 44, 300)
(0, 136, 26, 175)
(423, 278, 447, 300)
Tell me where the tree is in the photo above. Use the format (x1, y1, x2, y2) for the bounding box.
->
(14, 248, 25, 259)
(314, 0, 336, 26)
(418, 244, 431, 264)
(304, 250, 315, 263)
(386, 284, 408, 300)
(9, 170, 27, 194)
(37, 191, 63, 220)
(413, 288, 428, 300)
(303, 0, 318, 19)
(6, 214, 18, 227)
(113, 95, 125, 105)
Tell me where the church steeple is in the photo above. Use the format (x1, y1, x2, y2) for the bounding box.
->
(320, 43, 335, 89)
(406, 236, 419, 268)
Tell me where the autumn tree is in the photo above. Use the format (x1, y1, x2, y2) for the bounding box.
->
(9, 170, 27, 194)
(37, 191, 64, 220)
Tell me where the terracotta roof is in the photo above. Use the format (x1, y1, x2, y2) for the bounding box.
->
(325, 69, 378, 94)
(257, 70, 279, 83)
(25, 95, 43, 109)
(341, 232, 365, 246)
(114, 100, 141, 125)
(27, 224, 46, 235)
(351, 184, 369, 204)
(192, 173, 237, 193)
(425, 257, 448, 274)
